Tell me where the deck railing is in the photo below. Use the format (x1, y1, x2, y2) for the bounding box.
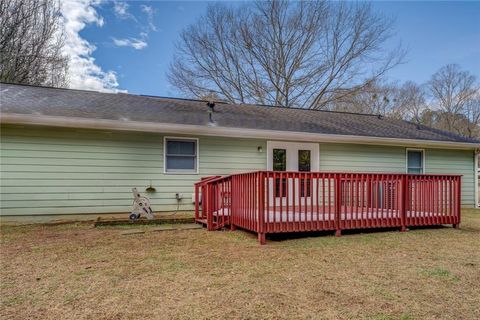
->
(195, 171, 462, 244)
(194, 175, 231, 230)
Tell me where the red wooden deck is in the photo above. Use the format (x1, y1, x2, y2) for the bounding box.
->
(195, 171, 462, 244)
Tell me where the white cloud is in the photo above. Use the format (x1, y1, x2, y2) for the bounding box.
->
(112, 37, 148, 50)
(113, 0, 138, 22)
(140, 4, 153, 14)
(113, 1, 129, 19)
(141, 4, 158, 32)
(114, 1, 127, 16)
(60, 0, 123, 92)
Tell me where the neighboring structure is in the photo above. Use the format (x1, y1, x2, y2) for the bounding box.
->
(0, 82, 479, 221)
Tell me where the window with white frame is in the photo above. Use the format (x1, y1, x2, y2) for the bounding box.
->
(164, 138, 198, 173)
(407, 149, 424, 174)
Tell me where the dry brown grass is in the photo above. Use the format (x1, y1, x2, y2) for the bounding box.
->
(1, 209, 480, 320)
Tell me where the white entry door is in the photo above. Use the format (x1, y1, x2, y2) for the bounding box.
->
(267, 141, 319, 206)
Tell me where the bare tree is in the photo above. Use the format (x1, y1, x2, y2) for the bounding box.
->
(0, 0, 68, 87)
(326, 79, 401, 115)
(463, 91, 480, 139)
(428, 64, 478, 136)
(168, 0, 405, 109)
(393, 81, 427, 123)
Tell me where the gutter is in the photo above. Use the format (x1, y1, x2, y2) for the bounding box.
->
(1, 113, 479, 150)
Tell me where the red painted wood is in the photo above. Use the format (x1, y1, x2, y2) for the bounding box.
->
(198, 171, 462, 244)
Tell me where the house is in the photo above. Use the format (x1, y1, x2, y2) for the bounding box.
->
(0, 82, 479, 222)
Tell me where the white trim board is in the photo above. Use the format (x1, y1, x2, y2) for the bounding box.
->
(2, 113, 479, 150)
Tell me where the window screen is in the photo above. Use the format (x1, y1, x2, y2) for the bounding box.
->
(407, 150, 423, 174)
(165, 139, 197, 172)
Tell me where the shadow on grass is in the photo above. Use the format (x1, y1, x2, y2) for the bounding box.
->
(258, 224, 453, 243)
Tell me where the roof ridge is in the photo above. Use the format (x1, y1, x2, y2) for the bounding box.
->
(231, 102, 380, 117)
(0, 81, 379, 117)
(0, 81, 109, 95)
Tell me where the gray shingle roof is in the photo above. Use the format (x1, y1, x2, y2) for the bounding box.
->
(1, 82, 478, 144)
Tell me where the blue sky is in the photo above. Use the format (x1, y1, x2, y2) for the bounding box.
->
(70, 1, 480, 95)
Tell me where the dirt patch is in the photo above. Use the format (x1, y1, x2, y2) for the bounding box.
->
(1, 210, 479, 320)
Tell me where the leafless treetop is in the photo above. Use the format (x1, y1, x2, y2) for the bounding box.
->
(169, 0, 405, 109)
(0, 0, 68, 87)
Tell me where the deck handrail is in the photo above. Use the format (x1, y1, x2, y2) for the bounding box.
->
(226, 170, 463, 178)
(196, 171, 462, 244)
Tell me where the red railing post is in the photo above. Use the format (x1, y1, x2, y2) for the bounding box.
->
(206, 183, 214, 231)
(257, 172, 266, 244)
(194, 184, 199, 222)
(230, 176, 237, 231)
(453, 176, 461, 229)
(335, 174, 342, 237)
(400, 175, 408, 232)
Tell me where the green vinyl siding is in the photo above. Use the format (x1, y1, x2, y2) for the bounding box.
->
(318, 143, 475, 207)
(319, 143, 406, 172)
(425, 149, 475, 207)
(0, 125, 476, 218)
(0, 125, 266, 216)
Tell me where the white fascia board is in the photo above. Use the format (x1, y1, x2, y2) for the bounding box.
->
(2, 113, 480, 150)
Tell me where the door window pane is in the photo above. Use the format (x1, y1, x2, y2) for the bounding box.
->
(275, 178, 287, 197)
(407, 150, 423, 174)
(300, 178, 311, 197)
(273, 149, 286, 197)
(273, 149, 286, 171)
(298, 150, 311, 172)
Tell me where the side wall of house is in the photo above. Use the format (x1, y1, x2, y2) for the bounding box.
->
(319, 143, 475, 207)
(0, 125, 266, 218)
(0, 125, 476, 219)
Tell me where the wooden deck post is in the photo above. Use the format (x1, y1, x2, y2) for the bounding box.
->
(194, 184, 199, 222)
(335, 174, 342, 237)
(257, 172, 266, 244)
(454, 176, 461, 229)
(258, 232, 266, 245)
(229, 176, 236, 231)
(206, 184, 214, 231)
(400, 175, 408, 232)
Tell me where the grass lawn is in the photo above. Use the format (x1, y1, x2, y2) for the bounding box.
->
(1, 209, 479, 320)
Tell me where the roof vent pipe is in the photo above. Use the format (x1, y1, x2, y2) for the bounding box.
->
(207, 100, 215, 124)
